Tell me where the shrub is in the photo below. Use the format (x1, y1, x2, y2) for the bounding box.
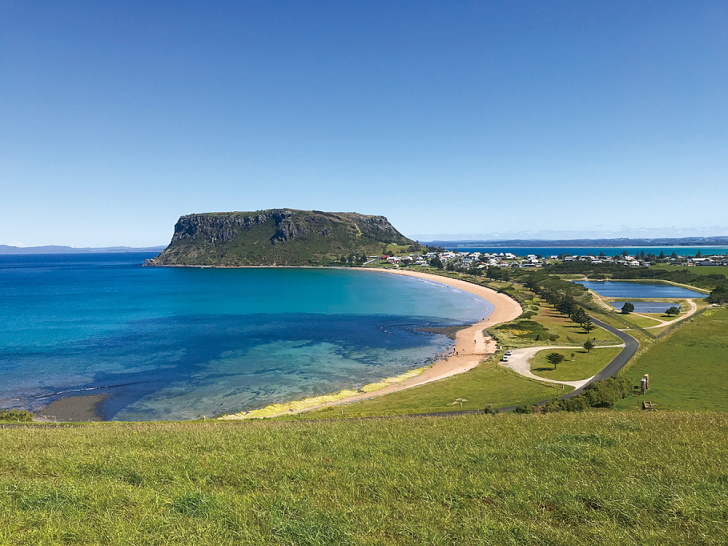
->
(0, 409, 33, 422)
(582, 377, 633, 408)
(559, 396, 590, 412)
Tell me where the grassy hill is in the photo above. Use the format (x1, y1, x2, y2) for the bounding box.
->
(152, 209, 419, 266)
(615, 306, 728, 411)
(1, 413, 725, 544)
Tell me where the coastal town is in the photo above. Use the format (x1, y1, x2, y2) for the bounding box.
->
(380, 249, 728, 269)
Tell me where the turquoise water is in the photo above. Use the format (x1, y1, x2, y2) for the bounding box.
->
(575, 281, 706, 299)
(0, 254, 490, 420)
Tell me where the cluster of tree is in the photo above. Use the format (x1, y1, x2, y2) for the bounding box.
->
(569, 306, 595, 332)
(520, 272, 592, 309)
(429, 256, 444, 269)
(708, 284, 728, 304)
(484, 266, 511, 281)
(338, 254, 368, 265)
(0, 408, 33, 422)
(513, 377, 634, 413)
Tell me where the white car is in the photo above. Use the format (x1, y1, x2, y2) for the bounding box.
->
(505, 350, 513, 356)
(500, 355, 509, 362)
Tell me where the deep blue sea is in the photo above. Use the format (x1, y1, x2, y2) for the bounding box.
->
(451, 246, 728, 257)
(0, 253, 490, 421)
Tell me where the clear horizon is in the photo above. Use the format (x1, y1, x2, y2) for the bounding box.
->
(2, 1, 727, 246)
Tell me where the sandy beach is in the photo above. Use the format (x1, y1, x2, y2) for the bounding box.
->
(222, 268, 522, 419)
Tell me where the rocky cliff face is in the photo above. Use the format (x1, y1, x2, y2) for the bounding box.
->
(152, 209, 417, 266)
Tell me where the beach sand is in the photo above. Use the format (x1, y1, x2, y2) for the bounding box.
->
(36, 394, 106, 422)
(221, 268, 522, 419)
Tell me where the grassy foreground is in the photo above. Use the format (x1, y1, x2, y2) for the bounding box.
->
(1, 412, 726, 544)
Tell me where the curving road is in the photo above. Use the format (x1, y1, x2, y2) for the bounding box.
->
(560, 317, 639, 399)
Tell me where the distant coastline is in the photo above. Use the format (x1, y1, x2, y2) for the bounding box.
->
(0, 245, 165, 255)
(424, 236, 728, 248)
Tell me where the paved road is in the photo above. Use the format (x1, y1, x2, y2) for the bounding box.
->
(560, 317, 639, 399)
(501, 345, 624, 390)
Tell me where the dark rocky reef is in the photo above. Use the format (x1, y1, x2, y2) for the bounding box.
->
(152, 209, 418, 266)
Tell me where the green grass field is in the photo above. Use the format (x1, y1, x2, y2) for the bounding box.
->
(616, 313, 663, 328)
(531, 347, 623, 381)
(650, 264, 728, 278)
(1, 413, 725, 544)
(615, 307, 728, 411)
(299, 359, 565, 418)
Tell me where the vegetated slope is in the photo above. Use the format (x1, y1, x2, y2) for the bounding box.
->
(615, 306, 728, 411)
(1, 413, 725, 544)
(152, 209, 418, 266)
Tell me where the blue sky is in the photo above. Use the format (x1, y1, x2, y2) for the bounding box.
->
(2, 1, 727, 246)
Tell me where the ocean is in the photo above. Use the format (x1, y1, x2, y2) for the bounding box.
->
(0, 253, 489, 420)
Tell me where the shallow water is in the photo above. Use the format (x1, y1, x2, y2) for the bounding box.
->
(0, 254, 490, 420)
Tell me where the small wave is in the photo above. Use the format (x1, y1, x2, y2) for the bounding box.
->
(36, 382, 144, 399)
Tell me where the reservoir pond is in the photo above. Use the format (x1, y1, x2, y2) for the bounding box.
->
(575, 281, 706, 299)
(609, 301, 681, 313)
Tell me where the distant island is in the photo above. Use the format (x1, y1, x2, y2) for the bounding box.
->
(151, 209, 421, 266)
(0, 245, 166, 255)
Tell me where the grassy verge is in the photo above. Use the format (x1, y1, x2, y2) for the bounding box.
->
(1, 413, 725, 544)
(297, 358, 566, 418)
(617, 314, 663, 328)
(531, 347, 624, 381)
(615, 306, 728, 411)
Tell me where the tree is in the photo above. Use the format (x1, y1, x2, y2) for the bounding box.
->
(546, 352, 565, 369)
(582, 319, 596, 334)
(665, 306, 680, 317)
(708, 284, 728, 304)
(621, 302, 635, 314)
(429, 257, 443, 269)
(570, 307, 588, 326)
(583, 340, 595, 352)
(696, 250, 703, 258)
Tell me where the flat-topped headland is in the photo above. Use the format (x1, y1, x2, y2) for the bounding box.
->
(150, 209, 421, 267)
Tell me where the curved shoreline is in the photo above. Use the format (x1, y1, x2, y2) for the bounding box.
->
(220, 268, 522, 419)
